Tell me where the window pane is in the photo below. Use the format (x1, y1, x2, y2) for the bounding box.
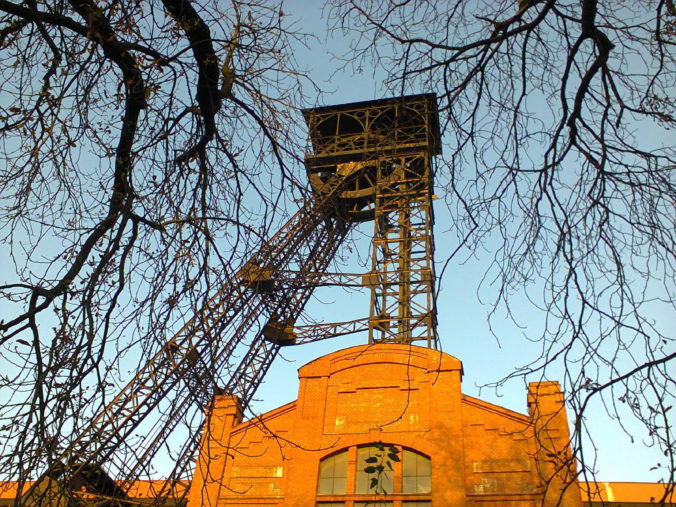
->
(355, 472, 369, 494)
(317, 450, 348, 495)
(403, 450, 417, 477)
(355, 447, 372, 493)
(334, 449, 348, 470)
(417, 475, 431, 494)
(417, 453, 431, 476)
(402, 502, 431, 507)
(319, 460, 332, 477)
(402, 475, 416, 493)
(402, 449, 431, 494)
(332, 476, 346, 494)
(382, 473, 395, 495)
(317, 478, 333, 495)
(354, 502, 393, 507)
(355, 446, 393, 494)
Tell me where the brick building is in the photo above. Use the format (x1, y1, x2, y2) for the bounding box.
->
(1, 343, 673, 505)
(186, 344, 584, 506)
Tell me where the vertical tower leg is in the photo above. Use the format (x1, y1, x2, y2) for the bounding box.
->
(368, 154, 437, 347)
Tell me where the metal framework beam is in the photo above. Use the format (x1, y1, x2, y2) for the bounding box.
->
(303, 94, 440, 348)
(19, 94, 442, 506)
(368, 154, 437, 346)
(21, 170, 355, 505)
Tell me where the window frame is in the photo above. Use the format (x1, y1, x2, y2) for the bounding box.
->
(317, 449, 349, 495)
(315, 444, 432, 507)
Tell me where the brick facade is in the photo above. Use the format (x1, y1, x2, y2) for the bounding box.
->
(187, 344, 584, 506)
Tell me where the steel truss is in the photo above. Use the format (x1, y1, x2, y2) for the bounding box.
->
(21, 172, 353, 505)
(368, 154, 437, 346)
(19, 94, 442, 506)
(303, 94, 441, 347)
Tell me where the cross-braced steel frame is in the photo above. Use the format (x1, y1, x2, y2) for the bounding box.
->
(368, 154, 436, 346)
(302, 93, 441, 347)
(18, 94, 441, 506)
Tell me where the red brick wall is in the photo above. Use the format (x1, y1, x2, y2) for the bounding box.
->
(187, 344, 583, 507)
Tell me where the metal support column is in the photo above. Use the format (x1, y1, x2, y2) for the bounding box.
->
(367, 154, 437, 347)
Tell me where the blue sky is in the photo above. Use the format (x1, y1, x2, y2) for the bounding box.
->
(0, 0, 673, 486)
(247, 0, 676, 483)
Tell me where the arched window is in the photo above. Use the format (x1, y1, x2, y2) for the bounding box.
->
(316, 444, 431, 505)
(317, 449, 348, 495)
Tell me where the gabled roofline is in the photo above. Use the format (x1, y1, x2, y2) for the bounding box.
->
(230, 400, 297, 435)
(461, 393, 531, 424)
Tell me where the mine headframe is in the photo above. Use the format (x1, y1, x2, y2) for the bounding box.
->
(15, 95, 444, 507)
(300, 93, 442, 347)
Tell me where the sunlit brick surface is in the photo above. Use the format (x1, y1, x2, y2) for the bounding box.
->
(187, 344, 583, 506)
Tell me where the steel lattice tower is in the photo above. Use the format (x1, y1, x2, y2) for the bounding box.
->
(302, 94, 441, 347)
(19, 95, 442, 506)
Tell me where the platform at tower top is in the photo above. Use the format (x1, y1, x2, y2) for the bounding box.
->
(301, 94, 442, 223)
(302, 93, 441, 168)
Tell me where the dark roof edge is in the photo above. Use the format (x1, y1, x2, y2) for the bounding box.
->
(301, 93, 438, 118)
